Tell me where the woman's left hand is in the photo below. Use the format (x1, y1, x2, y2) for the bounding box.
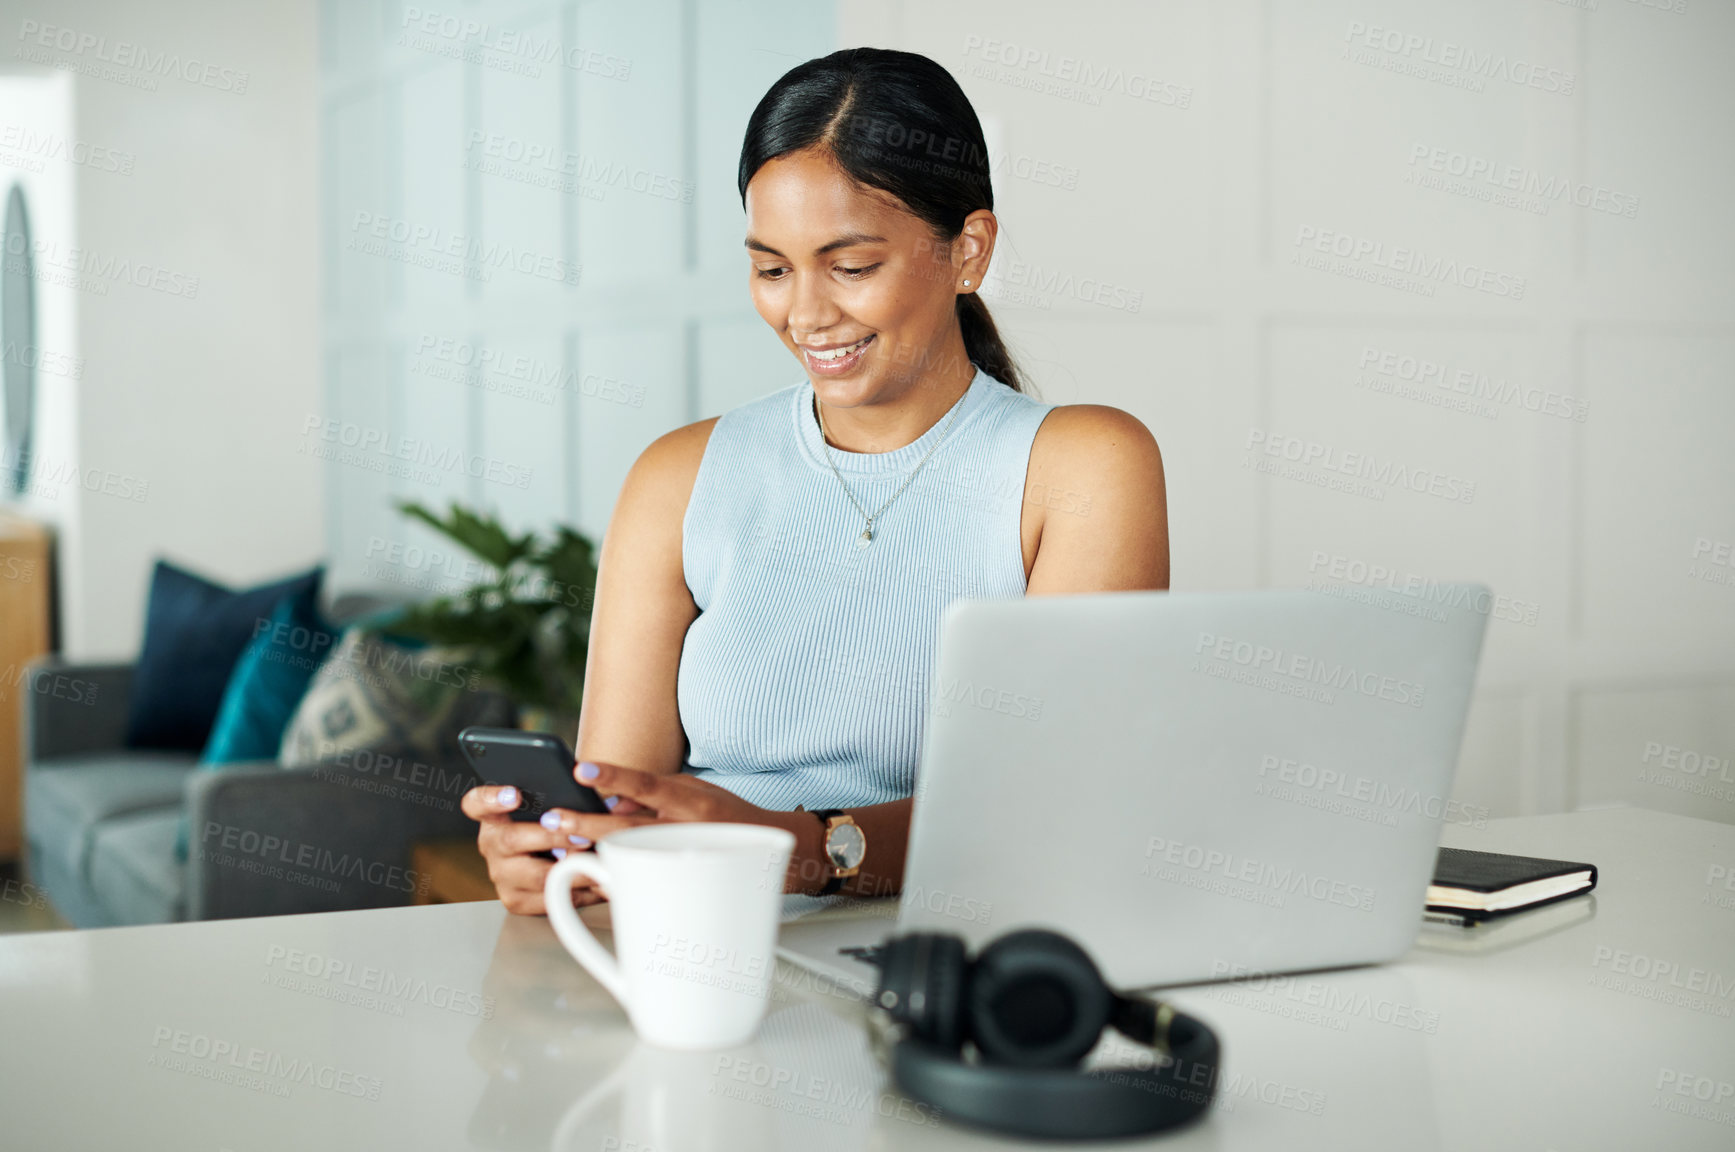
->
(543, 761, 818, 892)
(582, 760, 769, 826)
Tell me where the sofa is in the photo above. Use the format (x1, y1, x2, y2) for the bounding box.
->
(20, 596, 500, 928)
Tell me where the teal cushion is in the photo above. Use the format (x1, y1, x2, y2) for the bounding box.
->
(174, 586, 338, 859)
(202, 587, 339, 763)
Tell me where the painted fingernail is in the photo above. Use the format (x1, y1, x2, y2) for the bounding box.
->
(551, 848, 567, 860)
(540, 810, 562, 831)
(604, 795, 620, 811)
(497, 786, 518, 808)
(568, 835, 592, 848)
(577, 761, 601, 781)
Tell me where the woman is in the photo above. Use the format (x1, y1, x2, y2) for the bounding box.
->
(460, 47, 1168, 914)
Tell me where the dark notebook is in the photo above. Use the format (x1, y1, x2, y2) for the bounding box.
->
(1425, 847, 1598, 924)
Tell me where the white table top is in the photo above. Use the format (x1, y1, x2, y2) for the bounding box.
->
(2, 807, 1731, 1151)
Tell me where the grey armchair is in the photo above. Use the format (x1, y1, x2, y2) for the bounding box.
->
(21, 646, 495, 928)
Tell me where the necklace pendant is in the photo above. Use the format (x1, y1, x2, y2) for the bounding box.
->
(858, 526, 873, 547)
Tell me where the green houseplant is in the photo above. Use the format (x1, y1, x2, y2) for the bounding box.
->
(379, 500, 599, 735)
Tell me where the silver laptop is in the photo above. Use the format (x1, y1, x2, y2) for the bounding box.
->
(777, 582, 1490, 994)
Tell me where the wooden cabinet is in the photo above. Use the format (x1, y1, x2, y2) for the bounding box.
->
(0, 512, 53, 862)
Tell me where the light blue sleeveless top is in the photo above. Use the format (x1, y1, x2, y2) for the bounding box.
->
(677, 367, 1056, 811)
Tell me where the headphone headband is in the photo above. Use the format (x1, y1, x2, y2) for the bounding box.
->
(888, 999, 1218, 1140)
(871, 929, 1220, 1140)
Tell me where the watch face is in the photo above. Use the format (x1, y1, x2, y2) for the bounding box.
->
(825, 822, 866, 870)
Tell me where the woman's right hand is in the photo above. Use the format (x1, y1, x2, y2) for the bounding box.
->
(459, 784, 647, 915)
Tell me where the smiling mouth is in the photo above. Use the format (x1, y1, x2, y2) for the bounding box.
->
(803, 334, 874, 362)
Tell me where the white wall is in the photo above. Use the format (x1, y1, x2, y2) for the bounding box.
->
(0, 0, 322, 658)
(839, 0, 1735, 823)
(318, 0, 832, 590)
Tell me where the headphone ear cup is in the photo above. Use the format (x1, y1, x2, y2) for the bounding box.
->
(966, 929, 1112, 1068)
(876, 933, 969, 1051)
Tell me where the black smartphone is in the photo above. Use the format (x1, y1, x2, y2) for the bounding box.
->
(458, 727, 610, 849)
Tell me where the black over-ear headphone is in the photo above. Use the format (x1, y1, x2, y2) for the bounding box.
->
(868, 928, 1220, 1140)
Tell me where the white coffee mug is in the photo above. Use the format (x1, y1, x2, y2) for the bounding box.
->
(544, 822, 795, 1049)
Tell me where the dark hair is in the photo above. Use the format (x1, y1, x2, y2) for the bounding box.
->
(738, 47, 1029, 395)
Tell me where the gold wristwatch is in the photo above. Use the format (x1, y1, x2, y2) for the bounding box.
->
(802, 807, 865, 896)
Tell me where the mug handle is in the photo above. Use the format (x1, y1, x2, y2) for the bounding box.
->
(544, 854, 629, 1007)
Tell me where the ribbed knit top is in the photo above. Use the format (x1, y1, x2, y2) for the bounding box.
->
(676, 367, 1056, 811)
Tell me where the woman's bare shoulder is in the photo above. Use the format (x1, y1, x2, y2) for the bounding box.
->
(1022, 403, 1169, 591)
(625, 416, 721, 505)
(1028, 403, 1163, 491)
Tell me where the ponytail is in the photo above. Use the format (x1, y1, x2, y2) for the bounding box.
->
(956, 291, 1029, 395)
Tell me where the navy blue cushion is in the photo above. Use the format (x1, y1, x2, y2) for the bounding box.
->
(124, 560, 324, 751)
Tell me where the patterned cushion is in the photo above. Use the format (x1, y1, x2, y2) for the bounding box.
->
(278, 629, 516, 769)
